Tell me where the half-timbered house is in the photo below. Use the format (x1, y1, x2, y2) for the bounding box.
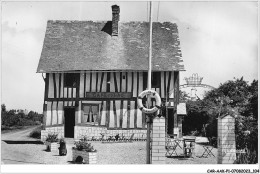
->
(38, 5, 185, 141)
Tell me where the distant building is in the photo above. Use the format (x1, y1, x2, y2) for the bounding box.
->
(180, 73, 215, 101)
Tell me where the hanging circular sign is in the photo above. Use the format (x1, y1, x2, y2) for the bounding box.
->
(137, 89, 161, 114)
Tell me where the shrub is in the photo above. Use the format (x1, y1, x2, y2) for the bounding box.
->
(234, 148, 257, 164)
(45, 133, 59, 143)
(29, 128, 41, 139)
(74, 136, 96, 152)
(1, 125, 11, 130)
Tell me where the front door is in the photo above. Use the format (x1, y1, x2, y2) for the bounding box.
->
(64, 107, 75, 138)
(167, 108, 174, 135)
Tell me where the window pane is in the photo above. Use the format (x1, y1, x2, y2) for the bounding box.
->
(92, 105, 98, 114)
(152, 72, 160, 88)
(83, 105, 90, 123)
(83, 105, 90, 114)
(84, 114, 89, 123)
(93, 114, 97, 122)
(65, 73, 78, 87)
(89, 111, 93, 122)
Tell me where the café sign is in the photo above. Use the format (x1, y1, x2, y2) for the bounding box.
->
(85, 92, 132, 99)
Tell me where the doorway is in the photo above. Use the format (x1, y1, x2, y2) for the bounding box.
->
(64, 107, 75, 138)
(167, 108, 174, 135)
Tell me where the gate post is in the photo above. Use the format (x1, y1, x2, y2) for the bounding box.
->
(218, 115, 236, 164)
(151, 116, 166, 164)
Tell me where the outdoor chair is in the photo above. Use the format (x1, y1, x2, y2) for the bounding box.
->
(165, 137, 178, 157)
(196, 137, 215, 158)
(167, 134, 183, 149)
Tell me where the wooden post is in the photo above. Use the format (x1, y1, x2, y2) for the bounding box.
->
(173, 71, 179, 128)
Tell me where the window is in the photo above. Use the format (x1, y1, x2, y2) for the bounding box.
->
(64, 73, 78, 87)
(143, 72, 161, 88)
(82, 104, 99, 124)
(152, 72, 161, 88)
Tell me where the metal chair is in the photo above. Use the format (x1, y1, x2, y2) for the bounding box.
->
(165, 137, 179, 157)
(196, 137, 215, 158)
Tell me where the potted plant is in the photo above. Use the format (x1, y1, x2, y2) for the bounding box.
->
(45, 133, 59, 152)
(58, 138, 67, 156)
(72, 136, 97, 164)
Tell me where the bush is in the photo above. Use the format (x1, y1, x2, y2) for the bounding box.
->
(205, 118, 218, 138)
(74, 136, 96, 152)
(29, 127, 42, 139)
(234, 148, 257, 164)
(1, 125, 11, 130)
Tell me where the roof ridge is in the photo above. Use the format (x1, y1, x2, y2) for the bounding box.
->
(47, 20, 178, 25)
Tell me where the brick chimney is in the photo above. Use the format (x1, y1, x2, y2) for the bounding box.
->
(112, 5, 120, 36)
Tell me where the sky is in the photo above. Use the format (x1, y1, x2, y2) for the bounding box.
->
(1, 1, 258, 113)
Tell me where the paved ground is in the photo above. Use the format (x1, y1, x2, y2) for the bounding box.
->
(1, 127, 217, 164)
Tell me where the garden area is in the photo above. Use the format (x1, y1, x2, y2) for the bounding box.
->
(181, 77, 258, 164)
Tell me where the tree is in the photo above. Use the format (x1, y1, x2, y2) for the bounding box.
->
(182, 100, 209, 135)
(1, 104, 6, 112)
(182, 77, 258, 163)
(248, 80, 258, 120)
(179, 90, 189, 102)
(203, 78, 258, 161)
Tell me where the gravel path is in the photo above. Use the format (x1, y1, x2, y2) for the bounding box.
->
(1, 127, 217, 164)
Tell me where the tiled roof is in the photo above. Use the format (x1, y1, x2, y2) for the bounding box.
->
(37, 20, 185, 73)
(177, 103, 187, 115)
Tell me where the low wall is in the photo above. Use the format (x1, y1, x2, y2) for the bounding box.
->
(74, 126, 147, 140)
(41, 125, 147, 141)
(41, 126, 64, 141)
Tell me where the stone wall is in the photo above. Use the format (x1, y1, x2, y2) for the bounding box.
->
(41, 125, 147, 141)
(151, 116, 166, 164)
(74, 126, 147, 140)
(41, 126, 64, 141)
(218, 115, 236, 164)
